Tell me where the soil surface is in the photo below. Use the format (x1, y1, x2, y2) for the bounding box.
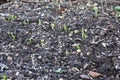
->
(0, 0, 120, 80)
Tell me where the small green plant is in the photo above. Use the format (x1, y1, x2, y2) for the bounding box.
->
(113, 6, 120, 18)
(38, 19, 42, 25)
(76, 44, 81, 52)
(69, 31, 74, 36)
(7, 31, 16, 40)
(40, 39, 45, 47)
(23, 20, 29, 25)
(72, 44, 81, 53)
(2, 74, 7, 80)
(54, 68, 62, 73)
(65, 49, 69, 56)
(63, 23, 67, 32)
(93, 5, 98, 16)
(7, 14, 16, 21)
(29, 37, 33, 43)
(81, 27, 87, 39)
(51, 23, 55, 30)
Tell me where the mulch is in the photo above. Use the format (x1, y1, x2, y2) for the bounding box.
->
(0, 0, 120, 80)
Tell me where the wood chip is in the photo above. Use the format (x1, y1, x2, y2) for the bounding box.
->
(89, 71, 101, 78)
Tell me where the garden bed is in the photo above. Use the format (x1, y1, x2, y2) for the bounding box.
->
(0, 0, 120, 80)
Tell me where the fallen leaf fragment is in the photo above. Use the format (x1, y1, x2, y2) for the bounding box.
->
(89, 71, 101, 78)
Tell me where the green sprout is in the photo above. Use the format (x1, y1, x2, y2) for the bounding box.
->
(65, 49, 69, 56)
(69, 31, 74, 36)
(63, 23, 67, 32)
(23, 20, 29, 25)
(54, 68, 62, 73)
(2, 74, 7, 80)
(38, 19, 42, 25)
(113, 6, 120, 18)
(51, 23, 55, 30)
(29, 37, 33, 43)
(76, 45, 81, 53)
(7, 14, 16, 21)
(40, 39, 45, 47)
(72, 44, 81, 52)
(93, 5, 98, 16)
(7, 31, 16, 40)
(81, 27, 87, 39)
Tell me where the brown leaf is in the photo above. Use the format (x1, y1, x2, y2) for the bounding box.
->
(89, 71, 101, 78)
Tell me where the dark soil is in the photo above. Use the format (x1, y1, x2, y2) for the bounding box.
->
(0, 0, 120, 80)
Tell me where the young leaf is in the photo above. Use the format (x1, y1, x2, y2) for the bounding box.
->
(2, 74, 7, 80)
(64, 23, 67, 32)
(113, 6, 120, 11)
(51, 23, 55, 30)
(55, 68, 62, 73)
(81, 27, 87, 39)
(7, 31, 16, 40)
(38, 19, 42, 25)
(65, 49, 69, 56)
(93, 5, 98, 16)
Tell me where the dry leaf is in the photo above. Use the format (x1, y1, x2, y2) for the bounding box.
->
(89, 71, 101, 78)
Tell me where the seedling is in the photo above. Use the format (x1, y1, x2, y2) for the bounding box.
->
(23, 20, 29, 25)
(7, 31, 16, 40)
(38, 19, 42, 25)
(7, 14, 16, 21)
(40, 39, 45, 47)
(93, 5, 98, 16)
(72, 43, 81, 52)
(65, 49, 69, 56)
(2, 74, 7, 80)
(113, 6, 120, 18)
(50, 23, 55, 30)
(29, 37, 33, 43)
(75, 45, 81, 52)
(54, 68, 62, 73)
(81, 27, 87, 39)
(63, 23, 67, 32)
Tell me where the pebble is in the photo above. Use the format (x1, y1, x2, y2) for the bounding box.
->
(59, 78, 64, 80)
(7, 56, 13, 62)
(80, 74, 90, 79)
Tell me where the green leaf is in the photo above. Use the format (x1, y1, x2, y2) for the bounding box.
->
(63, 23, 67, 32)
(51, 23, 55, 30)
(38, 19, 42, 25)
(81, 27, 87, 39)
(65, 49, 69, 56)
(7, 14, 16, 21)
(55, 68, 62, 73)
(7, 31, 16, 40)
(93, 5, 98, 16)
(113, 6, 120, 11)
(2, 74, 7, 80)
(40, 39, 45, 47)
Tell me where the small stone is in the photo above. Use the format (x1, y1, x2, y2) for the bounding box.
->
(71, 67, 79, 72)
(59, 78, 64, 80)
(74, 30, 79, 34)
(101, 43, 107, 48)
(0, 63, 8, 71)
(15, 53, 19, 57)
(77, 49, 81, 53)
(7, 56, 13, 62)
(86, 52, 91, 56)
(80, 74, 90, 79)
